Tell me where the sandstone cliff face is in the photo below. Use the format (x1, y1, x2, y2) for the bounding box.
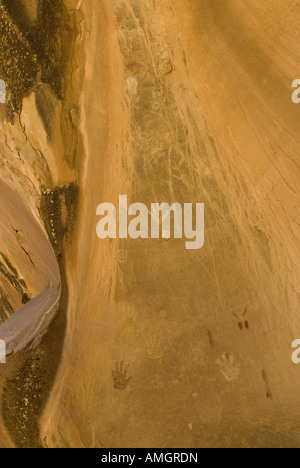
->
(0, 0, 299, 448)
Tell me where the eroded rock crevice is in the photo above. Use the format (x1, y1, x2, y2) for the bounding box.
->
(0, 0, 80, 447)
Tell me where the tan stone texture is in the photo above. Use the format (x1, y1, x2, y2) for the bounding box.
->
(0, 0, 299, 448)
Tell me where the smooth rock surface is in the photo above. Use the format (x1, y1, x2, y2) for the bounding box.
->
(0, 0, 299, 448)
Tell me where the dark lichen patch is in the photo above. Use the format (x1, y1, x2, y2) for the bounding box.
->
(3, 345, 51, 448)
(2, 298, 67, 448)
(40, 182, 79, 256)
(3, 356, 44, 447)
(0, 2, 38, 115)
(0, 0, 73, 117)
(35, 0, 73, 100)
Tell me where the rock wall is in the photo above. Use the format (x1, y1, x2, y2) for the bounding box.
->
(0, 0, 299, 448)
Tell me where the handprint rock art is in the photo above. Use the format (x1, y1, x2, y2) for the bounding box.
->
(147, 336, 165, 360)
(112, 362, 132, 390)
(217, 353, 240, 382)
(121, 305, 137, 336)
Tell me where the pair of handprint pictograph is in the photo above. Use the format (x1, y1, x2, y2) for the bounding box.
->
(112, 306, 271, 396)
(112, 349, 241, 390)
(113, 303, 166, 390)
(112, 340, 165, 389)
(112, 337, 165, 391)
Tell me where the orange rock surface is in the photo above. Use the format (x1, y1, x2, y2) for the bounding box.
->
(0, 0, 299, 448)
